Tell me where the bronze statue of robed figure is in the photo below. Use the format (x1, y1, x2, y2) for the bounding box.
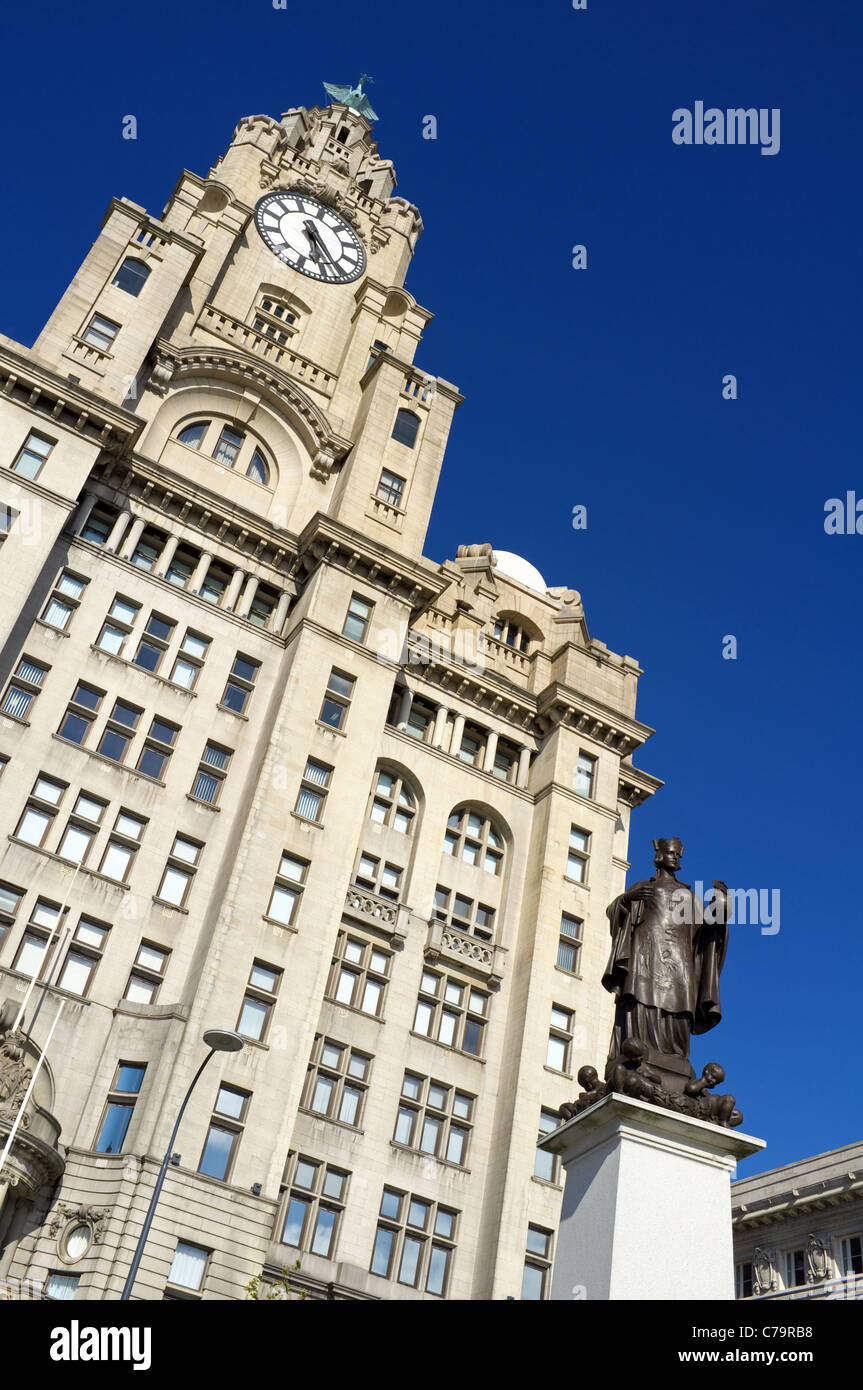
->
(561, 838, 743, 1128)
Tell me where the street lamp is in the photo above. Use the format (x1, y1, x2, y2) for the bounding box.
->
(120, 1028, 244, 1301)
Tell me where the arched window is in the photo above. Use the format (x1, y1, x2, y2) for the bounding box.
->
(443, 809, 504, 876)
(492, 617, 533, 653)
(112, 257, 150, 296)
(358, 178, 373, 196)
(213, 425, 244, 465)
(368, 769, 416, 834)
(173, 421, 272, 486)
(391, 409, 420, 449)
(178, 421, 209, 450)
(246, 449, 269, 485)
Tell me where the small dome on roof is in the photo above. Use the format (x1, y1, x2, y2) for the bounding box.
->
(491, 550, 547, 593)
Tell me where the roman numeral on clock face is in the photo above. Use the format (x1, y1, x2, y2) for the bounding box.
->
(254, 191, 367, 284)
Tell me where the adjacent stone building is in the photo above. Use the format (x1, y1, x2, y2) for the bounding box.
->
(0, 90, 660, 1300)
(732, 1143, 863, 1302)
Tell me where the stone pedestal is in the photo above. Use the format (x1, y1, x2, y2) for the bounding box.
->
(540, 1093, 765, 1301)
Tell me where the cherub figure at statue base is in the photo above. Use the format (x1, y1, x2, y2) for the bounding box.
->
(559, 1050, 743, 1130)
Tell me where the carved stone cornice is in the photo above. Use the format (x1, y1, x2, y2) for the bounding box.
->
(0, 342, 141, 455)
(147, 341, 351, 465)
(295, 514, 447, 613)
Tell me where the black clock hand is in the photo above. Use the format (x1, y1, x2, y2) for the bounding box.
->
(303, 219, 337, 272)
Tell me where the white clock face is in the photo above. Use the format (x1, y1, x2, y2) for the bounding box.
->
(254, 191, 366, 284)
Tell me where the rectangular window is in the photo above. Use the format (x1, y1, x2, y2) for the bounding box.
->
(327, 932, 392, 1018)
(57, 682, 104, 746)
(566, 826, 591, 884)
(97, 698, 142, 765)
(404, 700, 433, 742)
(99, 809, 146, 883)
(80, 501, 118, 546)
(0, 880, 24, 950)
(294, 759, 332, 823)
(370, 1187, 457, 1296)
(94, 1062, 146, 1153)
(190, 741, 232, 805)
(41, 571, 88, 631)
(124, 940, 170, 1004)
(534, 1108, 561, 1183)
(56, 791, 107, 866)
(491, 741, 518, 783)
(237, 959, 281, 1042)
(413, 971, 488, 1056)
(303, 1035, 372, 1129)
(57, 915, 110, 996)
(433, 886, 495, 941)
(213, 425, 243, 465)
(198, 1084, 250, 1182)
(133, 612, 176, 675)
(136, 715, 178, 781)
(266, 852, 308, 927)
(12, 431, 54, 480)
(2, 657, 48, 721)
(547, 1005, 575, 1073)
(156, 835, 202, 908)
(354, 854, 403, 902)
(785, 1249, 807, 1288)
(279, 1154, 349, 1259)
(841, 1236, 863, 1277)
(165, 547, 200, 590)
(557, 913, 583, 974)
(393, 1072, 475, 1168)
(575, 752, 597, 799)
(130, 527, 165, 573)
(170, 629, 210, 688)
(199, 562, 232, 606)
(167, 1242, 209, 1293)
(521, 1225, 553, 1300)
(376, 469, 405, 507)
(15, 771, 67, 847)
(342, 594, 373, 644)
(735, 1262, 754, 1299)
(222, 653, 259, 713)
(95, 595, 140, 656)
(319, 669, 355, 731)
(45, 1272, 80, 1301)
(83, 313, 119, 351)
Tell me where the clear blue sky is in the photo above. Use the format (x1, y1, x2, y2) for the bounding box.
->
(2, 0, 860, 1175)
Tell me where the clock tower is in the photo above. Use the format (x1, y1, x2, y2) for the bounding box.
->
(0, 87, 659, 1302)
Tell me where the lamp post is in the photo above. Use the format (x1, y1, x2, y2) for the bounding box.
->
(120, 1028, 244, 1301)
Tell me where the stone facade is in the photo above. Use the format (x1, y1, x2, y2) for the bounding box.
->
(732, 1143, 863, 1301)
(0, 94, 659, 1300)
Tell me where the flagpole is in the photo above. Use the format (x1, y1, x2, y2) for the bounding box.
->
(11, 861, 80, 1033)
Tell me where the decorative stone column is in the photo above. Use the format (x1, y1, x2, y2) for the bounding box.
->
(155, 535, 180, 578)
(68, 491, 98, 536)
(482, 729, 499, 774)
(105, 509, 132, 553)
(432, 705, 450, 750)
(272, 591, 291, 635)
(236, 574, 260, 620)
(190, 551, 213, 594)
(449, 713, 465, 758)
(395, 686, 413, 732)
(517, 745, 531, 788)
(118, 515, 146, 560)
(540, 1094, 765, 1301)
(223, 568, 245, 612)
